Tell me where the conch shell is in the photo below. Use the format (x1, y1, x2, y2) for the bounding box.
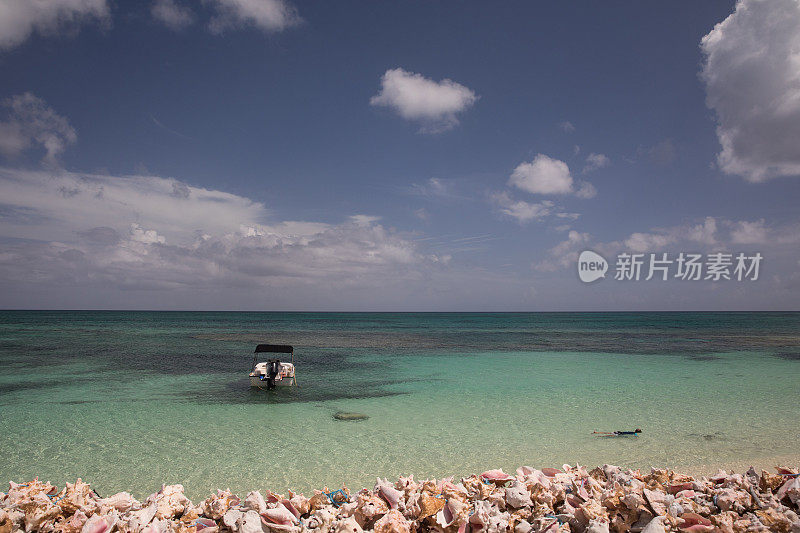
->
(417, 493, 445, 519)
(373, 510, 411, 533)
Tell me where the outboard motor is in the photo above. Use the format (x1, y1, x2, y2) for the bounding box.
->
(266, 359, 281, 390)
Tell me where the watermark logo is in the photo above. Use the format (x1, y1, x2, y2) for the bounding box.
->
(577, 250, 608, 283)
(577, 251, 762, 283)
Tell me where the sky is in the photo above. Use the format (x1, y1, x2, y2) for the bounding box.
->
(0, 0, 799, 311)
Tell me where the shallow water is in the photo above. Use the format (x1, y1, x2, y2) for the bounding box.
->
(0, 311, 798, 500)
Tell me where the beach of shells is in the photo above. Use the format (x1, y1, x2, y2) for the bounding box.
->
(2, 464, 799, 533)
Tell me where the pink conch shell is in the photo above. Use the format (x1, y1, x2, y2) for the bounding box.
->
(708, 471, 729, 484)
(222, 509, 244, 531)
(288, 491, 310, 516)
(373, 509, 411, 533)
(194, 518, 219, 533)
(396, 475, 418, 493)
(332, 516, 363, 533)
(575, 480, 591, 501)
(435, 497, 468, 528)
(413, 492, 443, 519)
(81, 513, 118, 533)
(22, 502, 60, 532)
(153, 484, 190, 520)
(468, 500, 491, 529)
(480, 470, 514, 483)
(280, 499, 301, 520)
(678, 512, 713, 533)
(57, 479, 100, 516)
(515, 467, 552, 490)
(305, 508, 335, 531)
(640, 517, 666, 533)
(101, 492, 140, 513)
(585, 519, 609, 533)
(354, 492, 388, 525)
(202, 489, 240, 520)
(244, 492, 268, 514)
(667, 482, 693, 494)
(375, 479, 403, 510)
(516, 467, 535, 477)
(777, 475, 800, 504)
(59, 510, 88, 533)
(238, 511, 264, 533)
(643, 489, 667, 516)
(261, 504, 299, 527)
(505, 481, 532, 508)
(127, 503, 157, 532)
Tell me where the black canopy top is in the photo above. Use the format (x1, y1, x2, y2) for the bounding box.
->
(254, 344, 293, 354)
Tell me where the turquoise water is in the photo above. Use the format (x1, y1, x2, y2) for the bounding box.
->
(0, 311, 799, 500)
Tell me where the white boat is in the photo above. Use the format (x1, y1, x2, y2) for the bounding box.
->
(249, 344, 297, 389)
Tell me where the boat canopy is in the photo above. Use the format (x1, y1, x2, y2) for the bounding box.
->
(254, 344, 293, 354)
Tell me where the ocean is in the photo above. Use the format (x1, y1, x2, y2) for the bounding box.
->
(0, 311, 798, 500)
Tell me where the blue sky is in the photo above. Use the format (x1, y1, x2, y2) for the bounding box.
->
(1, 0, 799, 310)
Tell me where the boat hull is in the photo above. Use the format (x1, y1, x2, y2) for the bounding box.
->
(250, 376, 296, 388)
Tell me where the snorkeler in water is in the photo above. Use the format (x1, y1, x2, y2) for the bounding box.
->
(593, 428, 642, 436)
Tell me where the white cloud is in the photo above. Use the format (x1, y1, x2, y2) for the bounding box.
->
(490, 191, 553, 224)
(207, 0, 300, 34)
(410, 177, 447, 196)
(0, 0, 108, 50)
(407, 177, 465, 200)
(349, 214, 381, 226)
(604, 216, 778, 255)
(534, 230, 590, 272)
(0, 218, 428, 292)
(624, 232, 675, 253)
(509, 154, 597, 198)
(729, 219, 767, 244)
(130, 223, 166, 244)
(582, 153, 610, 173)
(647, 139, 676, 166)
(558, 121, 575, 133)
(701, 0, 800, 181)
(618, 218, 719, 253)
(575, 181, 597, 199)
(0, 167, 266, 244)
(550, 230, 590, 258)
(532, 216, 787, 274)
(370, 68, 478, 133)
(0, 167, 440, 293)
(687, 216, 718, 245)
(0, 122, 27, 156)
(152, 0, 194, 30)
(509, 154, 573, 195)
(0, 93, 77, 165)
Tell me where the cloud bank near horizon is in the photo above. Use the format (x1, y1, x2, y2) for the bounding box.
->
(0, 166, 449, 296)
